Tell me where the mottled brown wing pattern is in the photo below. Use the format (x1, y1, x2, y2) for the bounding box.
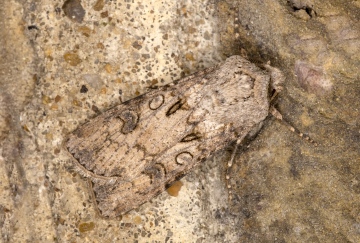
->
(65, 56, 273, 217)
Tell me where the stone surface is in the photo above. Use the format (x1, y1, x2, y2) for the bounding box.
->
(0, 0, 359, 242)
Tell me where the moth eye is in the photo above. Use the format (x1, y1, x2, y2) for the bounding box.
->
(166, 100, 184, 116)
(180, 133, 201, 142)
(175, 152, 193, 165)
(118, 110, 139, 134)
(149, 94, 165, 110)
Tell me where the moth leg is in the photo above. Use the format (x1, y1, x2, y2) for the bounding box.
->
(225, 136, 246, 201)
(264, 63, 284, 94)
(270, 107, 317, 146)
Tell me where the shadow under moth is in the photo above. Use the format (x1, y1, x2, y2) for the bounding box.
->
(64, 55, 286, 218)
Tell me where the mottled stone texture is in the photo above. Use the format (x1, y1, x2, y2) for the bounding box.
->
(0, 0, 359, 242)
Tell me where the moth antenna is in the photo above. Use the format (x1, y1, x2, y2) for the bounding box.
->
(269, 106, 317, 146)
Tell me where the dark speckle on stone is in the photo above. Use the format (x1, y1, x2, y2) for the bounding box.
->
(28, 25, 39, 30)
(80, 84, 88, 93)
(93, 0, 105, 11)
(100, 11, 108, 18)
(62, 0, 86, 23)
(91, 105, 101, 114)
(55, 7, 61, 15)
(142, 54, 150, 59)
(132, 41, 142, 50)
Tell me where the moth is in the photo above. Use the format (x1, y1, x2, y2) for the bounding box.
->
(64, 55, 285, 217)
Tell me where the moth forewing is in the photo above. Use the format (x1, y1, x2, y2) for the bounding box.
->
(64, 55, 281, 217)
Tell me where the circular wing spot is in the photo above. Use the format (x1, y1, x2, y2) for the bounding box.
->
(149, 94, 164, 110)
(118, 110, 139, 134)
(175, 152, 193, 165)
